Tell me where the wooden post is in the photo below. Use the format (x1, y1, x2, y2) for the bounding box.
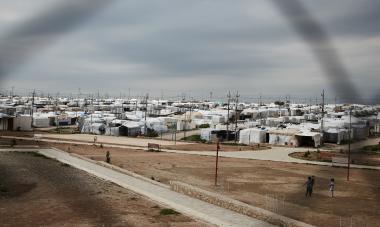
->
(214, 140, 220, 186)
(347, 107, 352, 181)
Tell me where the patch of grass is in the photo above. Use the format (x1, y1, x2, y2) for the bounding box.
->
(18, 151, 51, 159)
(61, 163, 70, 167)
(159, 208, 180, 215)
(181, 134, 206, 143)
(362, 145, 380, 153)
(198, 123, 210, 128)
(49, 127, 78, 134)
(223, 142, 248, 146)
(30, 152, 51, 159)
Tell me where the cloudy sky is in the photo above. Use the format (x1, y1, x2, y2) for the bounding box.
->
(0, 0, 379, 102)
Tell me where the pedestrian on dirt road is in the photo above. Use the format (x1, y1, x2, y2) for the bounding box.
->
(106, 151, 111, 164)
(311, 175, 315, 192)
(329, 178, 335, 197)
(305, 176, 313, 197)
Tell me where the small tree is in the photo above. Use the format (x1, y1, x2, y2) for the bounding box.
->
(274, 101, 285, 106)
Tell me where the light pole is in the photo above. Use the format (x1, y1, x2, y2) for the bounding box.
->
(347, 107, 352, 181)
(214, 140, 220, 186)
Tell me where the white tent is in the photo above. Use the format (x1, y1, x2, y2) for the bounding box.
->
(239, 128, 267, 145)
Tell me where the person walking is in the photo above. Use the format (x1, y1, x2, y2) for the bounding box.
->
(311, 175, 315, 194)
(329, 178, 335, 197)
(305, 176, 313, 197)
(106, 151, 111, 164)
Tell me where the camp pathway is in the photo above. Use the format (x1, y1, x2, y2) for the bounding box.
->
(1, 135, 379, 170)
(164, 146, 380, 170)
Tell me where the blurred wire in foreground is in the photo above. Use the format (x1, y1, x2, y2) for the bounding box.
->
(0, 0, 115, 81)
(271, 0, 364, 104)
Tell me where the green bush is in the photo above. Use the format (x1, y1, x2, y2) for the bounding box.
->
(160, 209, 180, 215)
(181, 134, 206, 142)
(198, 123, 210, 128)
(146, 128, 159, 137)
(362, 145, 380, 152)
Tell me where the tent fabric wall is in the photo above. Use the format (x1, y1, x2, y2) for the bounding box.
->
(324, 128, 349, 144)
(201, 128, 215, 141)
(13, 115, 32, 131)
(269, 134, 298, 146)
(105, 127, 120, 136)
(239, 128, 266, 145)
(33, 117, 50, 128)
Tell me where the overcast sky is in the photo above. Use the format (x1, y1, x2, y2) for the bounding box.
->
(0, 0, 379, 102)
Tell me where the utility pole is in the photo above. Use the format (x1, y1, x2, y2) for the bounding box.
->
(258, 94, 262, 121)
(135, 97, 138, 114)
(183, 99, 193, 140)
(183, 109, 187, 139)
(259, 95, 262, 107)
(309, 98, 312, 113)
(97, 90, 100, 109)
(321, 90, 325, 144)
(90, 94, 93, 134)
(226, 91, 231, 141)
(347, 107, 352, 181)
(144, 93, 149, 136)
(234, 91, 240, 143)
(190, 97, 193, 128)
(55, 93, 59, 131)
(214, 140, 220, 186)
(31, 89, 35, 130)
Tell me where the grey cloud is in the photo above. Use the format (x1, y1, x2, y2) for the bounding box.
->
(0, 0, 115, 80)
(1, 0, 379, 102)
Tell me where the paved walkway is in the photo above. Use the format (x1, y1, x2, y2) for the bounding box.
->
(0, 148, 273, 227)
(2, 135, 379, 170)
(335, 137, 380, 150)
(164, 147, 380, 170)
(34, 133, 190, 147)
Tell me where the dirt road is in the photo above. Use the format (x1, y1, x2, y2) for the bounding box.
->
(34, 133, 190, 147)
(50, 142, 380, 227)
(0, 151, 206, 226)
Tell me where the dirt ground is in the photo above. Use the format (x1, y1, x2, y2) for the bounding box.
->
(46, 142, 380, 227)
(0, 151, 207, 227)
(2, 134, 380, 226)
(162, 143, 270, 152)
(290, 150, 380, 166)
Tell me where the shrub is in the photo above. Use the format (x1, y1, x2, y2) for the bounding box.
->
(146, 128, 159, 137)
(198, 123, 210, 128)
(362, 145, 380, 152)
(160, 209, 180, 215)
(181, 135, 206, 142)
